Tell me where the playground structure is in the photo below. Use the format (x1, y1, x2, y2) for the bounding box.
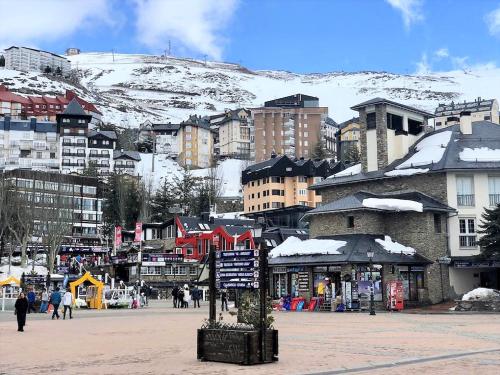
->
(69, 272, 104, 309)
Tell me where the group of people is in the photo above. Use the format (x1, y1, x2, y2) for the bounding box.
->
(172, 284, 202, 308)
(14, 287, 75, 332)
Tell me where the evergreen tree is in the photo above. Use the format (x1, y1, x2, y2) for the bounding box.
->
(0, 55, 5, 68)
(172, 170, 199, 216)
(478, 205, 500, 257)
(343, 144, 360, 164)
(311, 140, 329, 160)
(150, 179, 176, 222)
(82, 160, 99, 178)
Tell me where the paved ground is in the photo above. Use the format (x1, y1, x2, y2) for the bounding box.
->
(1, 301, 500, 374)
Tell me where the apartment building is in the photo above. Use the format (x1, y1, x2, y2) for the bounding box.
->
(138, 120, 181, 157)
(3, 46, 71, 75)
(210, 109, 254, 160)
(113, 150, 141, 175)
(324, 117, 338, 157)
(0, 117, 59, 172)
(241, 154, 333, 214)
(434, 98, 499, 128)
(252, 94, 329, 162)
(88, 130, 117, 177)
(178, 115, 214, 168)
(311, 97, 500, 297)
(58, 99, 92, 174)
(2, 169, 103, 242)
(0, 85, 102, 123)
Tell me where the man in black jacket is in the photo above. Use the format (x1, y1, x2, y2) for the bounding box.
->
(172, 285, 179, 308)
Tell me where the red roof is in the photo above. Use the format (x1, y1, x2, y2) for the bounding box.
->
(28, 96, 45, 104)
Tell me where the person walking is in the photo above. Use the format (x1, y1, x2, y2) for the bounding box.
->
(192, 285, 200, 308)
(221, 289, 228, 311)
(39, 288, 49, 313)
(50, 287, 62, 320)
(183, 284, 190, 308)
(177, 288, 185, 308)
(172, 285, 179, 308)
(14, 292, 29, 332)
(27, 288, 36, 314)
(63, 289, 73, 319)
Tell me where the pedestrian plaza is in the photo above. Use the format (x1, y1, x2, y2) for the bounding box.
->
(1, 301, 500, 374)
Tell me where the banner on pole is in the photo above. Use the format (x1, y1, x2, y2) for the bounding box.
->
(134, 222, 143, 242)
(115, 226, 122, 247)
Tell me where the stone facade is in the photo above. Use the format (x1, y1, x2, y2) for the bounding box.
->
(375, 104, 389, 170)
(309, 209, 450, 304)
(359, 108, 368, 173)
(320, 172, 448, 207)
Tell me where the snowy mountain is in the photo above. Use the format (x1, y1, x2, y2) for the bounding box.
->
(2, 51, 500, 127)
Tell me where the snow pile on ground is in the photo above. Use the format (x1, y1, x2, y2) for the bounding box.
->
(459, 147, 500, 162)
(329, 163, 361, 178)
(384, 168, 429, 177)
(0, 264, 48, 280)
(136, 153, 185, 191)
(461, 288, 500, 301)
(375, 236, 416, 255)
(269, 236, 346, 258)
(362, 198, 423, 212)
(191, 159, 247, 197)
(396, 131, 452, 169)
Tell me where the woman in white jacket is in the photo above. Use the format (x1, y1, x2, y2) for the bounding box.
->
(183, 284, 191, 308)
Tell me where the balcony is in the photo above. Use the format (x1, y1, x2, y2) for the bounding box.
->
(490, 194, 500, 206)
(457, 194, 475, 207)
(19, 141, 33, 150)
(62, 161, 86, 167)
(62, 151, 86, 157)
(33, 142, 47, 150)
(89, 153, 110, 158)
(115, 164, 135, 169)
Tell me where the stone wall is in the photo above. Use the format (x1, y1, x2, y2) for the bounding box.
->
(320, 172, 448, 206)
(455, 300, 500, 311)
(359, 108, 368, 173)
(375, 104, 389, 170)
(309, 211, 384, 238)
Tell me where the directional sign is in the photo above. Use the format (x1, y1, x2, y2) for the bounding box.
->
(219, 250, 257, 258)
(217, 271, 259, 278)
(220, 281, 257, 289)
(216, 249, 260, 289)
(219, 260, 257, 268)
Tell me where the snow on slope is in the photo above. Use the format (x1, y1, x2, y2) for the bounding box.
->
(137, 154, 247, 197)
(3, 52, 500, 127)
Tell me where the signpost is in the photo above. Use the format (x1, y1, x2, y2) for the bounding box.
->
(215, 249, 260, 290)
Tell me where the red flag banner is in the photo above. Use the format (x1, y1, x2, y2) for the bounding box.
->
(134, 222, 143, 242)
(115, 226, 122, 247)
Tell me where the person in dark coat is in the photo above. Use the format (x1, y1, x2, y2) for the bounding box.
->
(14, 292, 29, 332)
(177, 288, 185, 308)
(172, 285, 179, 308)
(27, 288, 36, 314)
(192, 286, 200, 308)
(221, 289, 228, 311)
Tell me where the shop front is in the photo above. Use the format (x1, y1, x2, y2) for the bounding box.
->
(450, 257, 500, 296)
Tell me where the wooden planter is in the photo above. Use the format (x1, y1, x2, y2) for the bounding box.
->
(197, 328, 278, 365)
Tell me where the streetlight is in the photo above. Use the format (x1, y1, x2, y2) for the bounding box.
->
(366, 249, 376, 316)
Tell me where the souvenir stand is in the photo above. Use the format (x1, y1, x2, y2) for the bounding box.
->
(69, 272, 104, 309)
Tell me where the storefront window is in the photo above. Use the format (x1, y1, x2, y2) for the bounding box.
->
(273, 273, 287, 298)
(400, 266, 425, 301)
(356, 266, 382, 302)
(290, 273, 299, 297)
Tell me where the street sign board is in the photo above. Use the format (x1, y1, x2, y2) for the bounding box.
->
(216, 249, 259, 289)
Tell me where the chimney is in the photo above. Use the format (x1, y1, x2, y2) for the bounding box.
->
(460, 111, 472, 135)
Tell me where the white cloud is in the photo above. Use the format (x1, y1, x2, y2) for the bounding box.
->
(134, 0, 238, 60)
(386, 0, 424, 29)
(415, 52, 431, 75)
(435, 48, 449, 59)
(0, 0, 116, 50)
(486, 7, 500, 36)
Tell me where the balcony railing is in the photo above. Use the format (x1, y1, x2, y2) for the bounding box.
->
(89, 153, 110, 158)
(115, 164, 135, 169)
(489, 194, 500, 206)
(62, 152, 85, 157)
(457, 194, 475, 207)
(62, 162, 85, 167)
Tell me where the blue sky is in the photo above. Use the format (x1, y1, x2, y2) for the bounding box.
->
(2, 0, 500, 74)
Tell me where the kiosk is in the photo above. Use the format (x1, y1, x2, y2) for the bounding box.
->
(1, 276, 21, 311)
(69, 272, 104, 309)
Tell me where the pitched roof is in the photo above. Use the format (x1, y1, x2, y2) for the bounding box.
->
(435, 98, 496, 117)
(63, 98, 88, 116)
(268, 234, 431, 266)
(113, 150, 141, 161)
(312, 122, 500, 190)
(305, 190, 454, 218)
(350, 97, 434, 117)
(88, 130, 118, 140)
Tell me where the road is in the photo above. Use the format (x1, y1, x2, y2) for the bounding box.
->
(0, 301, 499, 374)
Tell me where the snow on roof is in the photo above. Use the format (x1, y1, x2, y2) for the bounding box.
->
(461, 287, 500, 301)
(384, 168, 429, 177)
(459, 147, 500, 162)
(362, 198, 423, 212)
(396, 131, 452, 169)
(328, 163, 361, 178)
(374, 236, 415, 255)
(268, 236, 346, 258)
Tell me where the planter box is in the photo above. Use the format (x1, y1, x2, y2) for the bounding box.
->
(197, 328, 278, 365)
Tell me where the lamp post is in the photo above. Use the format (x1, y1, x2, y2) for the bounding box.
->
(367, 249, 376, 316)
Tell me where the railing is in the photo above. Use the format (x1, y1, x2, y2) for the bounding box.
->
(62, 152, 85, 157)
(489, 194, 500, 206)
(62, 162, 85, 167)
(459, 235, 477, 248)
(89, 153, 110, 158)
(457, 194, 475, 206)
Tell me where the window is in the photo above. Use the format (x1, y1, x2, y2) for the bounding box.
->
(298, 176, 307, 183)
(272, 189, 281, 196)
(257, 192, 260, 198)
(186, 248, 193, 256)
(456, 176, 475, 206)
(176, 266, 187, 275)
(303, 132, 309, 137)
(304, 140, 309, 147)
(271, 202, 284, 208)
(459, 218, 477, 248)
(489, 176, 500, 206)
(366, 113, 376, 129)
(386, 113, 403, 132)
(185, 126, 192, 132)
(347, 216, 355, 228)
(485, 115, 491, 121)
(434, 214, 442, 233)
(435, 122, 442, 127)
(298, 189, 307, 195)
(190, 267, 198, 276)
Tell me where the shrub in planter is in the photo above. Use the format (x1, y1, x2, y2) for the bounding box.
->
(237, 290, 274, 328)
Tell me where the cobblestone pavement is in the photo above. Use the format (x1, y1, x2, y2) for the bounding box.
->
(1, 301, 499, 374)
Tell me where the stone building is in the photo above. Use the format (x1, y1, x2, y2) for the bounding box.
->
(309, 98, 500, 298)
(434, 98, 499, 128)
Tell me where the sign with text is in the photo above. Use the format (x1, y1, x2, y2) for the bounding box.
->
(298, 272, 310, 292)
(216, 249, 260, 289)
